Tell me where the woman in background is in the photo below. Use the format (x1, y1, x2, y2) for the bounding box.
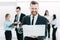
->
(4, 13, 13, 40)
(44, 10, 51, 40)
(52, 14, 57, 40)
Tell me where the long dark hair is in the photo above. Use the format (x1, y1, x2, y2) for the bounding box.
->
(53, 14, 56, 20)
(44, 10, 49, 16)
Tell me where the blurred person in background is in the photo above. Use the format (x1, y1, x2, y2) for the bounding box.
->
(14, 6, 25, 40)
(4, 13, 13, 40)
(51, 14, 57, 40)
(44, 10, 51, 40)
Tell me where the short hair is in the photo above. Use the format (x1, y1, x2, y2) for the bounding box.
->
(30, 1, 38, 5)
(5, 13, 10, 19)
(16, 6, 21, 10)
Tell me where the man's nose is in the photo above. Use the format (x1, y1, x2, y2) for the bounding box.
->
(33, 9, 36, 11)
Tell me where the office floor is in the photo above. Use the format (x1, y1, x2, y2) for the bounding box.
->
(0, 27, 60, 40)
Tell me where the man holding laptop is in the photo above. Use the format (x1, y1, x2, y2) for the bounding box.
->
(22, 1, 48, 40)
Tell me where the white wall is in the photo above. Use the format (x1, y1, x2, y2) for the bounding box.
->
(0, 2, 16, 29)
(0, 0, 60, 40)
(0, 0, 60, 28)
(17, 1, 60, 28)
(39, 2, 60, 27)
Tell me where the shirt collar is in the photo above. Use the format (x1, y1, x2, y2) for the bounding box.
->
(17, 12, 21, 17)
(30, 13, 38, 25)
(31, 13, 38, 18)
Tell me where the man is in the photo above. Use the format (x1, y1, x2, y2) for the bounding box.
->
(22, 1, 48, 40)
(14, 6, 25, 40)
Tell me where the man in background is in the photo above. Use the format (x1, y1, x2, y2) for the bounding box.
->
(14, 6, 25, 40)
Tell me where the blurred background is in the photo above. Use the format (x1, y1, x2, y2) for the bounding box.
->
(0, 0, 60, 40)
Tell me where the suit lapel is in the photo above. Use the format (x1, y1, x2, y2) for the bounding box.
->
(16, 13, 22, 21)
(16, 15, 18, 21)
(35, 14, 40, 25)
(28, 15, 31, 25)
(19, 13, 22, 21)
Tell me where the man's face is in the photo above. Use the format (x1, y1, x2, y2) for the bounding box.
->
(30, 4, 39, 16)
(16, 9, 20, 13)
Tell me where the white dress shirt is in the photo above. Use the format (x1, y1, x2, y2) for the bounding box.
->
(52, 19, 57, 25)
(51, 19, 57, 28)
(44, 16, 52, 24)
(30, 14, 38, 25)
(17, 12, 21, 28)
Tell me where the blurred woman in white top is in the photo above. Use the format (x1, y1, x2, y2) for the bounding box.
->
(4, 13, 13, 40)
(44, 10, 51, 39)
(52, 14, 57, 40)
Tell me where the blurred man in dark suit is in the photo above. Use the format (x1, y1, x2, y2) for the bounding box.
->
(14, 6, 25, 40)
(22, 1, 48, 40)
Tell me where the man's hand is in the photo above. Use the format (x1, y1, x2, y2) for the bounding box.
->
(31, 36, 37, 38)
(14, 21, 21, 24)
(14, 22, 18, 24)
(28, 35, 38, 38)
(18, 21, 21, 24)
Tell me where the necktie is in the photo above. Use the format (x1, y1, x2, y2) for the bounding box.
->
(32, 16, 34, 25)
(17, 14, 19, 21)
(17, 14, 19, 28)
(17, 14, 23, 34)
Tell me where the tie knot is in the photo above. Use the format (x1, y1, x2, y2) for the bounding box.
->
(17, 14, 19, 16)
(33, 16, 34, 19)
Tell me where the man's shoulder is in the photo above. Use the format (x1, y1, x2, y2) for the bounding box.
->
(15, 13, 25, 16)
(21, 13, 25, 16)
(15, 14, 17, 17)
(40, 15, 46, 19)
(39, 15, 48, 22)
(23, 15, 30, 19)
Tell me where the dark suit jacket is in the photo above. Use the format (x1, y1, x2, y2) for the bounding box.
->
(14, 13, 25, 23)
(22, 14, 48, 39)
(14, 13, 25, 31)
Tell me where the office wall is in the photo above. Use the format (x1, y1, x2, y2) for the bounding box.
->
(0, 2, 16, 29)
(0, 0, 60, 40)
(0, 0, 60, 28)
(17, 1, 60, 28)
